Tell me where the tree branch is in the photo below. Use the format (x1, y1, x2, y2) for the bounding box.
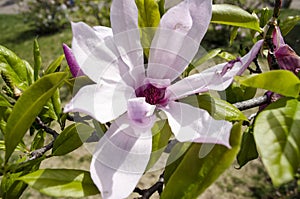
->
(134, 172, 164, 199)
(233, 94, 269, 111)
(29, 140, 54, 161)
(35, 117, 59, 138)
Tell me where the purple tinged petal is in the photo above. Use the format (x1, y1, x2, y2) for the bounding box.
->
(127, 98, 156, 126)
(273, 26, 285, 51)
(161, 101, 232, 148)
(272, 26, 300, 74)
(147, 0, 212, 81)
(90, 114, 153, 199)
(166, 40, 264, 100)
(62, 43, 84, 77)
(275, 45, 300, 74)
(63, 82, 135, 123)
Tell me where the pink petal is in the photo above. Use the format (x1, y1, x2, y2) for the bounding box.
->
(110, 0, 144, 70)
(273, 26, 285, 51)
(166, 40, 264, 100)
(127, 98, 156, 126)
(71, 22, 127, 83)
(147, 0, 212, 81)
(275, 45, 300, 73)
(64, 82, 134, 123)
(90, 114, 153, 199)
(161, 101, 232, 148)
(62, 43, 84, 77)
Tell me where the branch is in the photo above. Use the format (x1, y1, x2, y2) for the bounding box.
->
(233, 94, 269, 111)
(29, 140, 54, 161)
(35, 117, 59, 138)
(26, 117, 59, 161)
(134, 172, 164, 199)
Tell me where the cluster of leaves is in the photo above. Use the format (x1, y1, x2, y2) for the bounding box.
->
(0, 0, 299, 198)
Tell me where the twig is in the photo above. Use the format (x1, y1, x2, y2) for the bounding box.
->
(233, 95, 269, 111)
(35, 117, 59, 138)
(29, 140, 54, 161)
(25, 117, 59, 161)
(134, 172, 164, 199)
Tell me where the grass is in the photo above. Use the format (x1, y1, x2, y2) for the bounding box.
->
(0, 14, 73, 67)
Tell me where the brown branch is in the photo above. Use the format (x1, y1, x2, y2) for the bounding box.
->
(35, 117, 59, 138)
(134, 172, 164, 199)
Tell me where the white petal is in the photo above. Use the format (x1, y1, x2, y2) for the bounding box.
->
(147, 0, 212, 81)
(90, 114, 153, 199)
(110, 0, 144, 70)
(161, 101, 232, 147)
(71, 22, 126, 83)
(166, 40, 264, 100)
(93, 26, 113, 39)
(64, 83, 134, 123)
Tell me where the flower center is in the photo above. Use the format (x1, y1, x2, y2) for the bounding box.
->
(136, 84, 166, 105)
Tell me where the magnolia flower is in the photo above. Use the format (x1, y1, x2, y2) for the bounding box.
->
(63, 0, 263, 198)
(271, 26, 300, 75)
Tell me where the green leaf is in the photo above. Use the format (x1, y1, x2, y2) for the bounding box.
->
(254, 98, 300, 186)
(0, 107, 11, 134)
(135, 0, 160, 57)
(212, 4, 261, 32)
(45, 54, 64, 74)
(164, 141, 191, 182)
(162, 122, 242, 199)
(1, 157, 42, 199)
(39, 88, 62, 121)
(191, 48, 222, 69)
(51, 89, 61, 119)
(280, 15, 300, 36)
(52, 123, 95, 156)
(180, 94, 247, 121)
(146, 120, 172, 170)
(238, 70, 300, 98)
(218, 51, 236, 61)
(33, 39, 42, 81)
(0, 45, 33, 90)
(30, 130, 45, 151)
(221, 81, 257, 103)
(0, 140, 24, 152)
(259, 7, 272, 27)
(236, 127, 258, 168)
(18, 169, 99, 198)
(0, 93, 12, 107)
(5, 72, 68, 162)
(230, 27, 239, 46)
(1, 172, 28, 199)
